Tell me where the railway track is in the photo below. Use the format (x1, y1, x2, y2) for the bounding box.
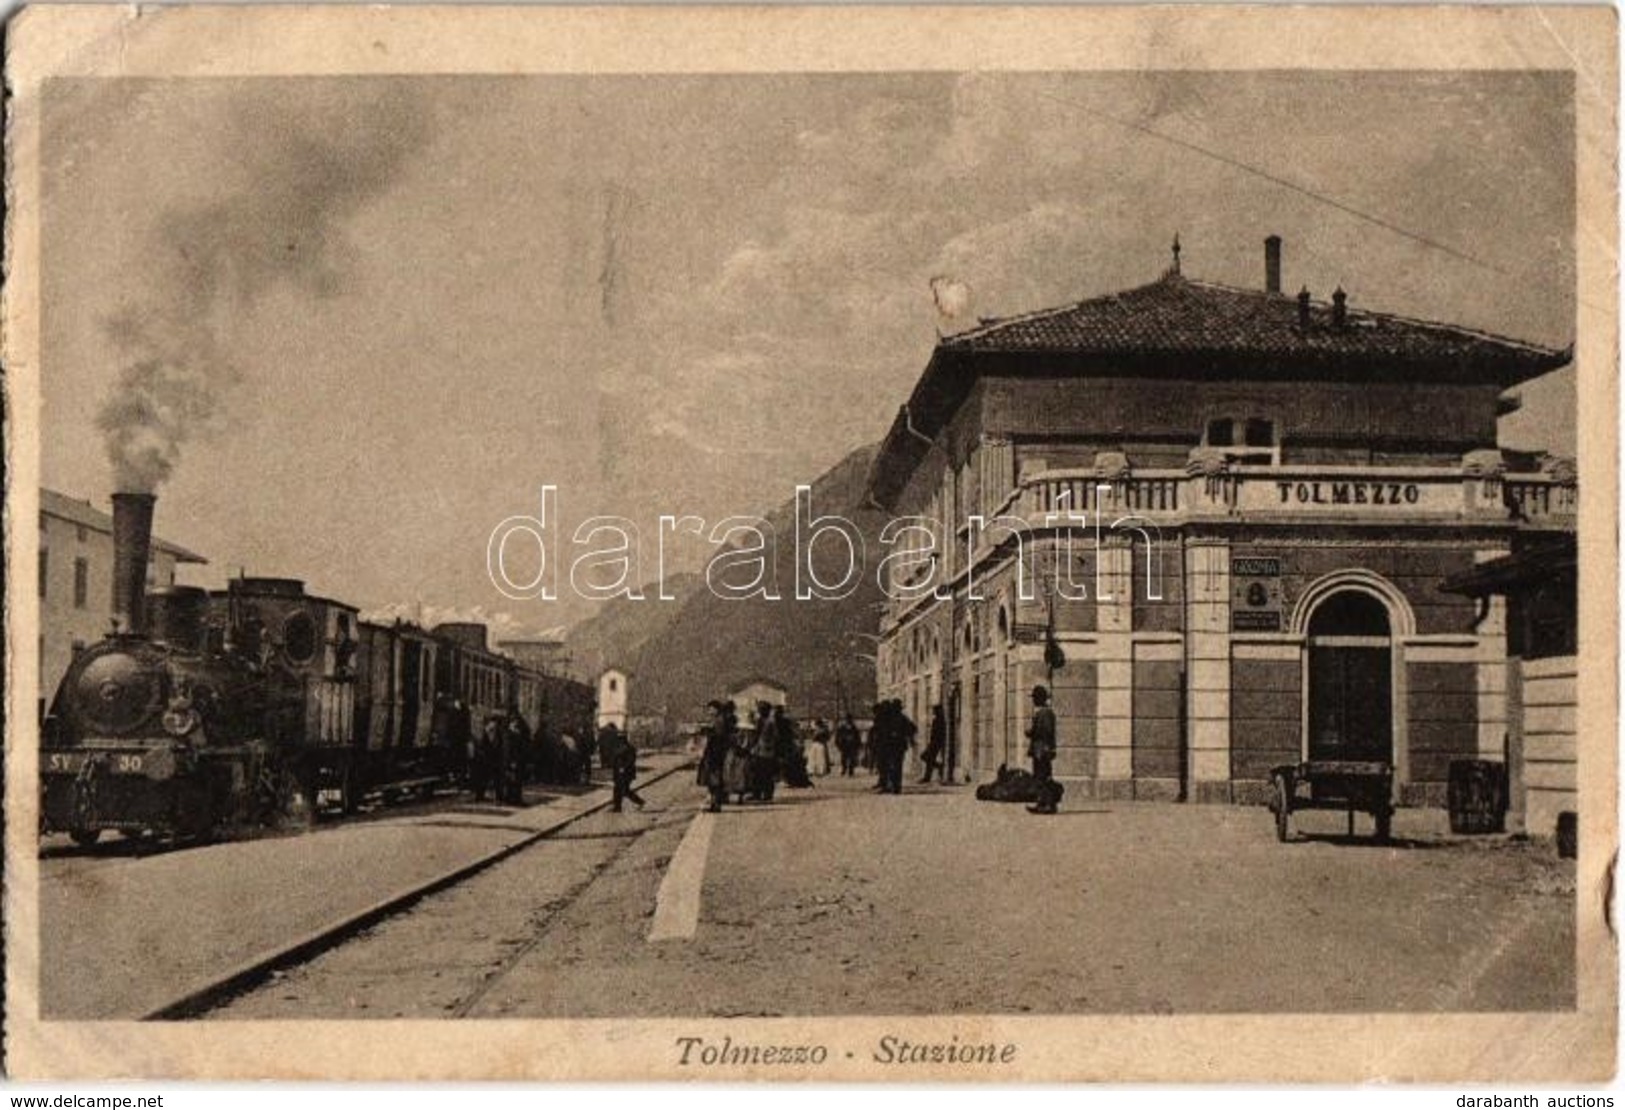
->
(141, 757, 695, 1020)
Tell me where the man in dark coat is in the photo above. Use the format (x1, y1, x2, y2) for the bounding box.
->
(835, 714, 861, 776)
(599, 722, 645, 812)
(578, 725, 598, 784)
(472, 717, 501, 802)
(497, 715, 525, 804)
(699, 700, 733, 813)
(748, 702, 779, 802)
(868, 702, 891, 792)
(889, 701, 917, 794)
(919, 704, 948, 784)
(1026, 685, 1060, 815)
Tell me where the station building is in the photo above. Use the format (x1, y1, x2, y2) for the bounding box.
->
(728, 677, 789, 723)
(865, 238, 1575, 807)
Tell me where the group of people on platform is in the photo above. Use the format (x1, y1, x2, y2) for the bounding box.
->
(448, 697, 650, 812)
(695, 683, 1061, 815)
(696, 700, 812, 812)
(695, 695, 960, 811)
(460, 682, 1062, 817)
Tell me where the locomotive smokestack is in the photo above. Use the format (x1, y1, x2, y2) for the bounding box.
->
(111, 492, 156, 635)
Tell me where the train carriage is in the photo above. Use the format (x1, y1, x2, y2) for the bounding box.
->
(354, 619, 448, 804)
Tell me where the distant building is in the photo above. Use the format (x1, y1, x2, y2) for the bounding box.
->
(729, 677, 788, 723)
(39, 488, 207, 713)
(865, 237, 1575, 805)
(597, 667, 629, 730)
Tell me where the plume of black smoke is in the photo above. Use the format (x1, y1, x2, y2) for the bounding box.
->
(98, 83, 432, 492)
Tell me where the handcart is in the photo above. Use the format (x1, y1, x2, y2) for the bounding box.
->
(1267, 760, 1394, 843)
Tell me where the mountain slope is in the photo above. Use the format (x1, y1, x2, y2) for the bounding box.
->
(566, 443, 885, 723)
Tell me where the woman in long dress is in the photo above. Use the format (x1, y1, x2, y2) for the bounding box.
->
(720, 703, 752, 803)
(807, 719, 832, 777)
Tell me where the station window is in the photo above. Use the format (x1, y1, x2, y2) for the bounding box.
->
(38, 549, 48, 599)
(1205, 416, 1277, 462)
(1205, 418, 1235, 447)
(73, 557, 89, 609)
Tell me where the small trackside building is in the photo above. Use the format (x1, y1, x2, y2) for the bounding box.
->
(1441, 535, 1578, 839)
(864, 239, 1574, 806)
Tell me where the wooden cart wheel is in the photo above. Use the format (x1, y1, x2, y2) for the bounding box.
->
(69, 827, 101, 847)
(1273, 774, 1292, 843)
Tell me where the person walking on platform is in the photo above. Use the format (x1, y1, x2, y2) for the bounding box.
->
(808, 719, 832, 777)
(868, 702, 891, 792)
(599, 721, 645, 813)
(748, 702, 779, 801)
(890, 701, 917, 794)
(721, 701, 752, 804)
(579, 725, 598, 784)
(700, 700, 734, 812)
(497, 716, 525, 805)
(472, 717, 501, 802)
(836, 714, 861, 776)
(919, 704, 947, 784)
(1026, 685, 1060, 815)
(777, 706, 812, 788)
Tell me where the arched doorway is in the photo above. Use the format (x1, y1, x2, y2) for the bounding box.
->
(1306, 590, 1394, 763)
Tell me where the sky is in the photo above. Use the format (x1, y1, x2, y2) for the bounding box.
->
(40, 71, 1577, 634)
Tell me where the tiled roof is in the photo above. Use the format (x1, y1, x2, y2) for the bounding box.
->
(864, 270, 1572, 510)
(39, 488, 208, 563)
(1440, 535, 1577, 596)
(942, 272, 1571, 375)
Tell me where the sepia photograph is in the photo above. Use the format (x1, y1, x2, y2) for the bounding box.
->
(2, 4, 1616, 1084)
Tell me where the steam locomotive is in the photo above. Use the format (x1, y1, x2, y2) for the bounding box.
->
(39, 493, 597, 845)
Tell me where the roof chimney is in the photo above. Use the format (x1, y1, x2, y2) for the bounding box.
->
(1297, 287, 1311, 328)
(1264, 235, 1282, 295)
(1332, 286, 1348, 327)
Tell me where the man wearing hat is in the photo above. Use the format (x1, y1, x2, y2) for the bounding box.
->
(1026, 684, 1060, 815)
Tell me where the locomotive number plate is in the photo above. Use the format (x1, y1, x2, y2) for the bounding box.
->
(45, 751, 146, 775)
